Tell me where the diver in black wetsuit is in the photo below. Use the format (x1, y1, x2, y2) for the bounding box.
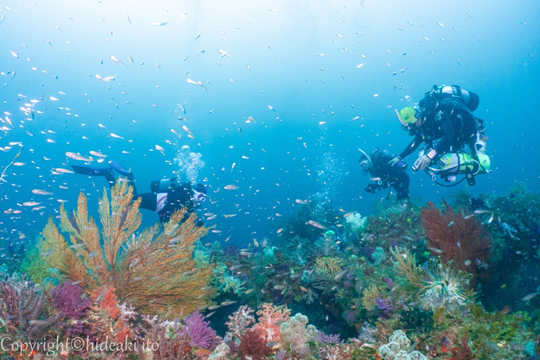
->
(359, 148, 410, 202)
(71, 161, 207, 224)
(389, 85, 486, 173)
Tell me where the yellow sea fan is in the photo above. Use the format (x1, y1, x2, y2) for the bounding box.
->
(40, 180, 211, 317)
(362, 284, 380, 311)
(314, 256, 343, 278)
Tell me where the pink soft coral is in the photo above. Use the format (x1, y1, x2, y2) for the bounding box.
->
(254, 303, 291, 343)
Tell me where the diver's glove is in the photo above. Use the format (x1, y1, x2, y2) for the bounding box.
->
(364, 182, 380, 194)
(388, 156, 402, 167)
(413, 155, 431, 171)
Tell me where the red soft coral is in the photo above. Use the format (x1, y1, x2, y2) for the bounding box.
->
(238, 328, 273, 360)
(254, 303, 291, 343)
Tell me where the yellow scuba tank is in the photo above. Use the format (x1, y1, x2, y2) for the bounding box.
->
(429, 152, 490, 184)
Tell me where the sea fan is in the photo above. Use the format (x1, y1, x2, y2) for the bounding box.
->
(40, 180, 212, 316)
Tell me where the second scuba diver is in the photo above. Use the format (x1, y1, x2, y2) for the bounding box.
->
(359, 148, 410, 201)
(71, 161, 207, 224)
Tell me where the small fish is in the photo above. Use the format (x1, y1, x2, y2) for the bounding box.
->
(95, 286, 107, 303)
(221, 300, 237, 306)
(110, 133, 124, 139)
(448, 221, 455, 226)
(334, 269, 347, 280)
(474, 209, 491, 214)
(224, 185, 238, 190)
(245, 289, 254, 294)
(66, 152, 93, 162)
(110, 55, 126, 66)
(276, 228, 284, 234)
(89, 150, 106, 158)
(205, 311, 216, 318)
(218, 49, 233, 58)
(186, 78, 205, 89)
(69, 244, 85, 249)
(32, 189, 52, 195)
(23, 201, 41, 206)
(208, 305, 221, 311)
(151, 21, 168, 26)
(522, 292, 539, 302)
(295, 199, 307, 205)
(194, 349, 212, 356)
(427, 247, 443, 255)
(307, 220, 327, 230)
(464, 214, 475, 220)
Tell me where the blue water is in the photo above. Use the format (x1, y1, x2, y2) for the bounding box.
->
(1, 0, 539, 246)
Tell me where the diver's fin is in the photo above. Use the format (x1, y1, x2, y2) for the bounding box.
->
(108, 160, 133, 178)
(71, 164, 111, 177)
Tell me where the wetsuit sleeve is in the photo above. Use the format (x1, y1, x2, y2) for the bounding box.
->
(399, 135, 422, 159)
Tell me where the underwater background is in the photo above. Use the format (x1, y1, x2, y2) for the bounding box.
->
(1, 0, 540, 359)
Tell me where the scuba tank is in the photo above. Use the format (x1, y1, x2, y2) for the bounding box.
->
(151, 177, 181, 193)
(428, 152, 490, 186)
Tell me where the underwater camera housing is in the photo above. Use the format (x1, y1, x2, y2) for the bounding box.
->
(151, 177, 180, 193)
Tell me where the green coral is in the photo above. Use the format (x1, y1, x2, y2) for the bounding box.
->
(210, 263, 244, 295)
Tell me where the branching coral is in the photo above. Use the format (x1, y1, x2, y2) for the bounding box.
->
(40, 181, 212, 316)
(421, 201, 491, 274)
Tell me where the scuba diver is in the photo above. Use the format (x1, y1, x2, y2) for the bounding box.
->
(71, 160, 207, 224)
(390, 84, 490, 186)
(359, 148, 410, 201)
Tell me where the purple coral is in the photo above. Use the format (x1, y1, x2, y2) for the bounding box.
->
(383, 277, 394, 290)
(184, 310, 219, 350)
(316, 332, 343, 345)
(51, 282, 91, 319)
(375, 297, 393, 314)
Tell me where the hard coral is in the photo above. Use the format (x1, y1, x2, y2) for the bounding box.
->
(421, 201, 491, 274)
